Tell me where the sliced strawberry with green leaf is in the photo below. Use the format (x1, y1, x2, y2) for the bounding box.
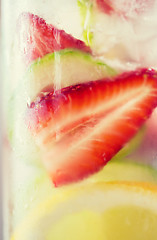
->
(17, 12, 91, 64)
(27, 69, 157, 186)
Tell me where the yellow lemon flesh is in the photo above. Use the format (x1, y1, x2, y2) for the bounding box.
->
(12, 181, 157, 240)
(12, 159, 157, 229)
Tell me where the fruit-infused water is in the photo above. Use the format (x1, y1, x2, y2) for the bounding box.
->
(2, 0, 157, 239)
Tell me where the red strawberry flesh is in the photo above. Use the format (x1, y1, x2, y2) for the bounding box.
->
(96, 0, 114, 14)
(96, 0, 155, 17)
(27, 69, 157, 186)
(17, 12, 91, 64)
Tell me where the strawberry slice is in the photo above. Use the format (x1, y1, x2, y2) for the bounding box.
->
(96, 0, 114, 14)
(17, 12, 91, 64)
(27, 69, 157, 186)
(96, 0, 155, 17)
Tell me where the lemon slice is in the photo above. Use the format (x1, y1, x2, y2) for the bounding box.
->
(12, 181, 157, 240)
(13, 159, 157, 229)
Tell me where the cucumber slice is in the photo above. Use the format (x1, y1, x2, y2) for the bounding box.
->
(88, 160, 157, 183)
(112, 126, 145, 161)
(24, 48, 116, 101)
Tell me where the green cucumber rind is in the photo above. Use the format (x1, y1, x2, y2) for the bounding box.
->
(112, 126, 146, 161)
(29, 48, 116, 76)
(88, 159, 157, 184)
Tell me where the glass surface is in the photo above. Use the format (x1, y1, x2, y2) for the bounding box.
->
(2, 0, 157, 239)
